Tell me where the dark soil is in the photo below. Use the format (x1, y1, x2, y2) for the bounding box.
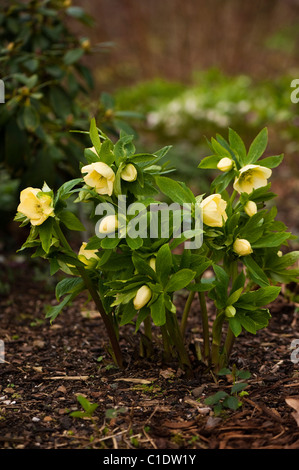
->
(0, 257, 299, 450)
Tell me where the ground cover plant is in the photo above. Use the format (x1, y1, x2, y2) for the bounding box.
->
(14, 121, 299, 377)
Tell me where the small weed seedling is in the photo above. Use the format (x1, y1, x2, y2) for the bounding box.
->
(204, 366, 251, 415)
(69, 395, 99, 419)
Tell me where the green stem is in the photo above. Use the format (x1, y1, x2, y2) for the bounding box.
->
(180, 290, 195, 336)
(221, 326, 235, 368)
(166, 310, 191, 371)
(161, 325, 171, 362)
(211, 311, 225, 372)
(198, 291, 211, 363)
(230, 189, 237, 205)
(143, 315, 152, 341)
(53, 220, 124, 369)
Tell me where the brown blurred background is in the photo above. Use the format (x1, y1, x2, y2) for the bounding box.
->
(73, 0, 299, 90)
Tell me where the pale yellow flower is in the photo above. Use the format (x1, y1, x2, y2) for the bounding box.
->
(277, 250, 283, 257)
(133, 285, 152, 310)
(98, 215, 119, 235)
(201, 194, 228, 227)
(244, 200, 257, 217)
(233, 238, 253, 256)
(233, 164, 272, 194)
(78, 242, 99, 267)
(17, 187, 54, 226)
(81, 162, 115, 196)
(217, 157, 233, 172)
(121, 163, 137, 182)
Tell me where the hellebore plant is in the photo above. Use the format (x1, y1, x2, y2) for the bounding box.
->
(15, 122, 299, 374)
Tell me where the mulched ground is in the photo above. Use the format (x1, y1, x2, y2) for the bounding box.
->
(0, 257, 298, 451)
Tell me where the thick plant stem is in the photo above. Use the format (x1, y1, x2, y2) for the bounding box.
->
(53, 220, 124, 369)
(221, 326, 235, 368)
(166, 310, 192, 371)
(161, 325, 171, 362)
(143, 315, 152, 341)
(180, 290, 195, 336)
(198, 291, 211, 363)
(76, 265, 124, 369)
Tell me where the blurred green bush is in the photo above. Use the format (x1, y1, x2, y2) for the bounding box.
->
(0, 0, 137, 228)
(115, 69, 298, 186)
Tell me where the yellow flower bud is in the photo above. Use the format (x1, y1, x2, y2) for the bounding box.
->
(81, 39, 91, 51)
(121, 163, 137, 182)
(133, 285, 152, 310)
(98, 215, 118, 235)
(200, 193, 228, 227)
(244, 200, 257, 217)
(81, 162, 115, 196)
(217, 157, 233, 172)
(17, 187, 54, 226)
(225, 305, 236, 318)
(233, 238, 253, 256)
(78, 242, 99, 267)
(277, 250, 283, 257)
(149, 257, 156, 271)
(233, 164, 272, 194)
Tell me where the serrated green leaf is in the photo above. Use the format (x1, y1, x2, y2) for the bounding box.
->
(55, 277, 84, 301)
(59, 210, 85, 231)
(165, 269, 196, 292)
(39, 217, 53, 253)
(245, 128, 268, 164)
(150, 294, 166, 326)
(228, 128, 247, 166)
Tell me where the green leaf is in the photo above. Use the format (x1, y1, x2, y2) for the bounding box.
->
(55, 277, 85, 301)
(156, 243, 172, 287)
(231, 382, 248, 394)
(197, 155, 221, 169)
(223, 395, 240, 411)
(245, 128, 268, 164)
(59, 210, 85, 231)
(45, 293, 74, 322)
(132, 254, 158, 282)
(165, 269, 196, 292)
(89, 118, 102, 155)
(210, 169, 235, 193)
(258, 154, 284, 169)
(252, 232, 290, 248)
(228, 128, 247, 166)
(99, 139, 115, 165)
(236, 286, 281, 308)
(23, 106, 40, 132)
(211, 137, 232, 157)
(243, 256, 269, 287)
(114, 134, 135, 163)
(119, 300, 137, 326)
(150, 294, 166, 326)
(229, 317, 242, 337)
(64, 48, 84, 65)
(204, 391, 229, 405)
(101, 237, 119, 249)
(126, 236, 143, 250)
(39, 217, 53, 253)
(227, 287, 243, 306)
(56, 178, 82, 202)
(239, 314, 257, 334)
(155, 176, 195, 204)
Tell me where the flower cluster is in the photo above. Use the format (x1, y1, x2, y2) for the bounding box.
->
(15, 124, 299, 373)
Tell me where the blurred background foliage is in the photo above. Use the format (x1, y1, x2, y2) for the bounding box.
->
(1, 0, 299, 249)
